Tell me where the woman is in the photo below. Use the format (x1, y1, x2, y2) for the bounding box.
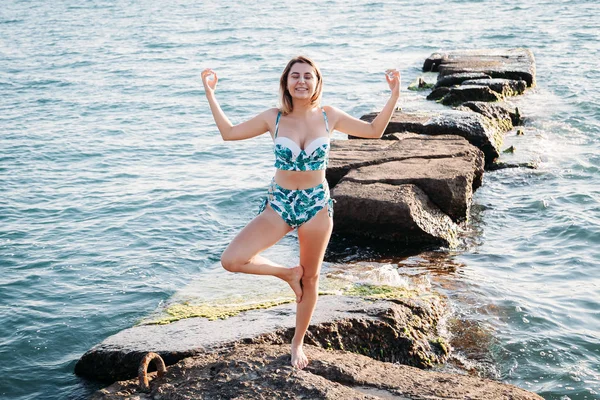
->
(201, 56, 400, 369)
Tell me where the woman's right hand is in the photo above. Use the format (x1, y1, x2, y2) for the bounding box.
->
(201, 68, 218, 96)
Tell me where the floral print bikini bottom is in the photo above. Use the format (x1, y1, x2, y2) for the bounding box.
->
(258, 178, 334, 228)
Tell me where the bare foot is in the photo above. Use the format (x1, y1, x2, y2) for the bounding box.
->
(291, 342, 308, 369)
(286, 265, 304, 303)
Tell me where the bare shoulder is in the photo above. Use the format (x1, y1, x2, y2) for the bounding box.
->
(323, 105, 350, 119)
(322, 104, 338, 120)
(262, 107, 281, 134)
(322, 105, 339, 116)
(258, 107, 279, 120)
(264, 107, 280, 116)
(322, 105, 346, 131)
(263, 107, 281, 121)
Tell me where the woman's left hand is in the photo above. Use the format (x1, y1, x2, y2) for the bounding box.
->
(385, 69, 401, 98)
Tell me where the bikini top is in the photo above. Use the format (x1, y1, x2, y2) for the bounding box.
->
(273, 109, 330, 171)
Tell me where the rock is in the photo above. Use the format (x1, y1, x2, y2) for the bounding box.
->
(92, 344, 544, 400)
(91, 346, 377, 400)
(331, 180, 459, 247)
(76, 294, 448, 383)
(423, 111, 504, 165)
(358, 111, 430, 138)
(456, 101, 519, 130)
(424, 48, 536, 87)
(426, 86, 451, 100)
(326, 135, 484, 244)
(434, 72, 492, 88)
(342, 154, 483, 221)
(487, 161, 538, 171)
(461, 78, 527, 96)
(359, 110, 504, 166)
(422, 52, 447, 72)
(440, 85, 503, 106)
(327, 134, 484, 189)
(327, 139, 398, 187)
(407, 76, 434, 91)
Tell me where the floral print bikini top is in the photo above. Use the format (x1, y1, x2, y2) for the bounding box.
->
(273, 109, 330, 171)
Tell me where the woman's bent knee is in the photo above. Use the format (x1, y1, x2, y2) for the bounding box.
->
(221, 250, 244, 273)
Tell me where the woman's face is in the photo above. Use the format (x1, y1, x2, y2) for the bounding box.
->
(287, 62, 317, 100)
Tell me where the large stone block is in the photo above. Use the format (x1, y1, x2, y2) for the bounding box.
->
(331, 180, 459, 247)
(327, 134, 483, 188)
(75, 295, 447, 382)
(343, 155, 481, 221)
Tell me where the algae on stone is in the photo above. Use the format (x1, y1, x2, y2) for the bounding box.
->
(146, 283, 422, 325)
(147, 299, 294, 325)
(408, 76, 435, 91)
(342, 283, 419, 299)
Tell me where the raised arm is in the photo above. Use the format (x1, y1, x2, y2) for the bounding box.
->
(201, 68, 273, 141)
(326, 69, 400, 139)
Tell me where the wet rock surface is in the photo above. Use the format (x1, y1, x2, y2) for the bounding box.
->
(434, 72, 492, 88)
(433, 78, 527, 106)
(76, 294, 448, 383)
(456, 101, 520, 130)
(461, 78, 527, 96)
(426, 85, 451, 100)
(439, 85, 503, 106)
(92, 344, 543, 400)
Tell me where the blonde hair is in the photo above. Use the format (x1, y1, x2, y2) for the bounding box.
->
(279, 56, 323, 115)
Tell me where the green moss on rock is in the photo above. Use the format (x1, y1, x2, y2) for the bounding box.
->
(408, 77, 435, 91)
(146, 282, 427, 325)
(148, 299, 294, 325)
(430, 337, 450, 356)
(342, 283, 420, 300)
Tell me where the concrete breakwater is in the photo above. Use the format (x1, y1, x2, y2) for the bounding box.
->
(80, 49, 541, 399)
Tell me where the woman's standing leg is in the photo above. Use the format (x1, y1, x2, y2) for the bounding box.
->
(221, 205, 304, 302)
(292, 206, 333, 369)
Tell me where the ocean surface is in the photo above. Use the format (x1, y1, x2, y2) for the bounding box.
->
(1, 0, 599, 399)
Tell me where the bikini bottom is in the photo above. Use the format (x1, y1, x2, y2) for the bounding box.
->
(258, 178, 334, 229)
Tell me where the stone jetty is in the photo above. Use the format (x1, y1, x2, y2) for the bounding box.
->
(331, 48, 535, 246)
(423, 48, 536, 87)
(80, 49, 541, 399)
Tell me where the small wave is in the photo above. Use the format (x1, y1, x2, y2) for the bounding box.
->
(0, 19, 24, 24)
(145, 42, 181, 49)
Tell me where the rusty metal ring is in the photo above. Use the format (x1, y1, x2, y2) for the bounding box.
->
(138, 352, 167, 392)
